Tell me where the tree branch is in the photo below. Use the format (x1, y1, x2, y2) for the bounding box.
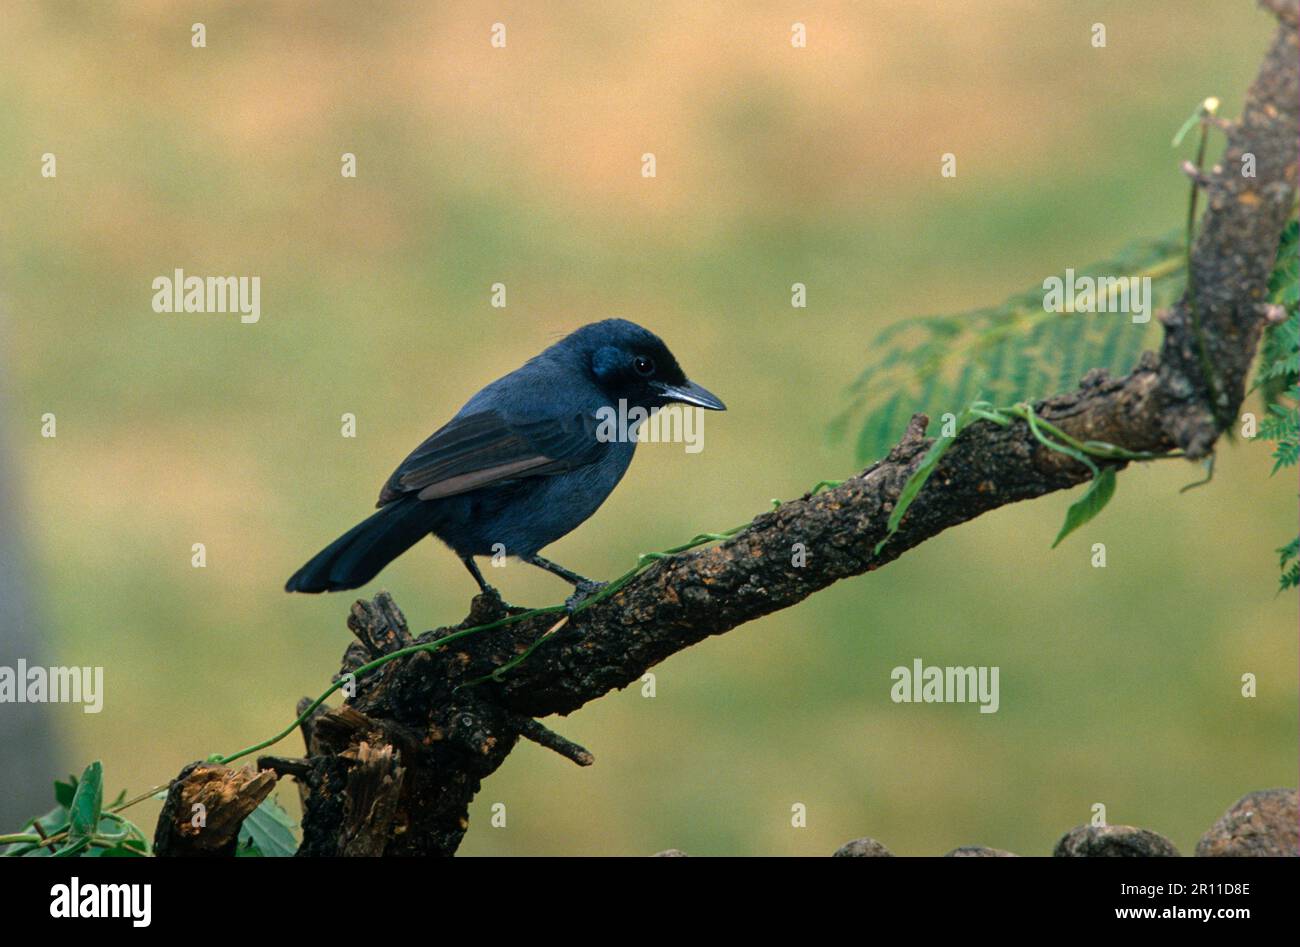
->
(475, 0, 1299, 720)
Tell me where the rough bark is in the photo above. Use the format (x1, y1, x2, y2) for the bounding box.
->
(152, 762, 276, 857)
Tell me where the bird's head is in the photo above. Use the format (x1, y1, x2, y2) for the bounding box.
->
(565, 318, 726, 413)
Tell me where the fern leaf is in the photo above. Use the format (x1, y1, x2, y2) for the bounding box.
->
(1252, 215, 1299, 591)
(833, 232, 1185, 464)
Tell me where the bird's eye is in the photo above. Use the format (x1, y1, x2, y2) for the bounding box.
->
(632, 355, 655, 377)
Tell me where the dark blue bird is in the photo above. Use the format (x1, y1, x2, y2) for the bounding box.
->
(285, 319, 725, 604)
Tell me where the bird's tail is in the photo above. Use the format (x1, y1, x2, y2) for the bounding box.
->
(285, 496, 433, 593)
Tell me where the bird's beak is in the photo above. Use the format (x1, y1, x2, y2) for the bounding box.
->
(652, 379, 726, 411)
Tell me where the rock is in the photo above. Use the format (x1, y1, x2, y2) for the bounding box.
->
(945, 845, 1017, 857)
(651, 848, 688, 857)
(1196, 788, 1298, 857)
(833, 837, 894, 857)
(1054, 825, 1180, 857)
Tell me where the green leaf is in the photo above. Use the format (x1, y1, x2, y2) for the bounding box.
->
(52, 838, 90, 858)
(54, 778, 77, 809)
(1254, 221, 1299, 592)
(1279, 538, 1300, 592)
(23, 804, 68, 836)
(1254, 218, 1299, 406)
(4, 801, 71, 856)
(1278, 536, 1299, 565)
(836, 232, 1181, 463)
(84, 814, 150, 858)
(96, 841, 149, 858)
(874, 415, 967, 556)
(5, 768, 142, 859)
(1052, 467, 1118, 548)
(67, 761, 103, 847)
(237, 796, 299, 857)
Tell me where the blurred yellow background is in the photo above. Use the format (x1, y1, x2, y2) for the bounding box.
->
(1, 0, 1294, 856)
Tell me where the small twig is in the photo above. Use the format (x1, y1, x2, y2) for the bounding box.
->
(30, 820, 57, 854)
(257, 755, 312, 779)
(515, 717, 595, 767)
(1180, 160, 1212, 188)
(1180, 455, 1217, 493)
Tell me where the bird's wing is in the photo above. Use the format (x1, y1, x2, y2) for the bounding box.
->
(377, 408, 604, 505)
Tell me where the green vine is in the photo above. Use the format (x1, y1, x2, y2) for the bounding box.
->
(873, 401, 1182, 557)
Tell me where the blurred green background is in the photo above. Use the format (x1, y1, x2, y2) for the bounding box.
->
(1, 1, 1294, 856)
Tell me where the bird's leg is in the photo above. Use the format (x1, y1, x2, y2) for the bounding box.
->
(525, 555, 592, 586)
(461, 556, 503, 602)
(526, 555, 608, 612)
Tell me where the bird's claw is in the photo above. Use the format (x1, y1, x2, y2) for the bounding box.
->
(473, 584, 517, 614)
(565, 580, 608, 614)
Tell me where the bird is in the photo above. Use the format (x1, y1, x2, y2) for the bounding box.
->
(285, 319, 725, 607)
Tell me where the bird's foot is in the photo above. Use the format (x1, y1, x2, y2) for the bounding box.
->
(565, 579, 608, 614)
(470, 584, 516, 618)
